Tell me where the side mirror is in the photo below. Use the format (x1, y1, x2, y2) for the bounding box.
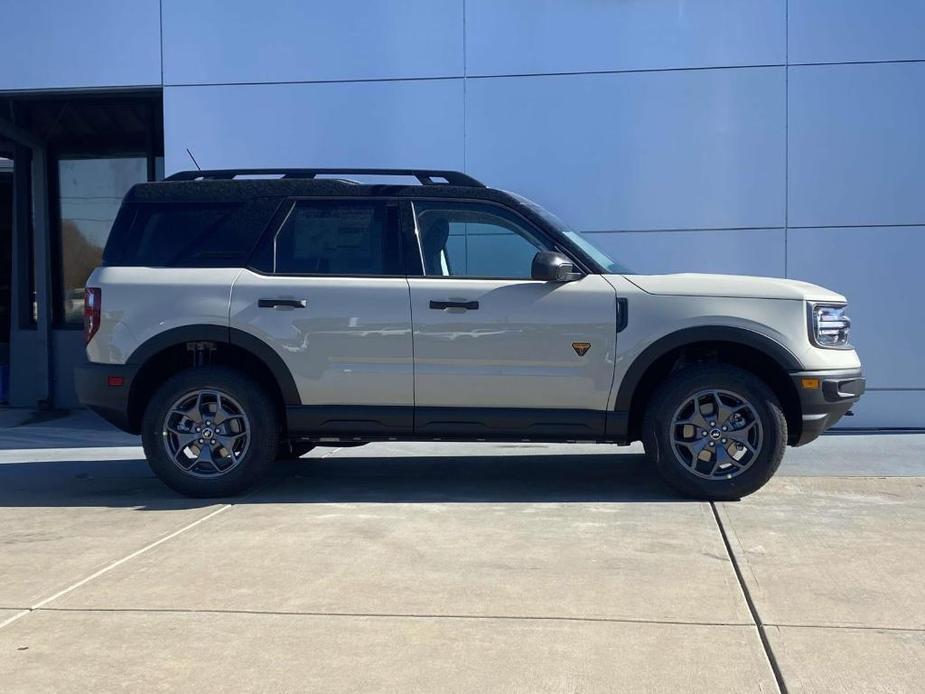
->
(531, 251, 583, 282)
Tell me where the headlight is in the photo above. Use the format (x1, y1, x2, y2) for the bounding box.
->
(809, 303, 851, 348)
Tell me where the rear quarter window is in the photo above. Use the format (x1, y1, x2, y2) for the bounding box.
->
(103, 200, 276, 267)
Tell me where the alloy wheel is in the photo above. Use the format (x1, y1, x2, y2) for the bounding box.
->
(162, 389, 251, 478)
(669, 389, 763, 480)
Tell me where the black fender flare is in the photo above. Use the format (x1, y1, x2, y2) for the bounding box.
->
(614, 325, 803, 414)
(126, 324, 301, 405)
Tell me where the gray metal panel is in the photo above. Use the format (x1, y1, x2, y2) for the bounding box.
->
(788, 62, 925, 228)
(465, 68, 786, 232)
(789, 0, 925, 64)
(162, 0, 463, 85)
(592, 229, 785, 278)
(465, 0, 785, 75)
(163, 81, 465, 174)
(0, 0, 161, 91)
(843, 390, 925, 429)
(788, 226, 925, 390)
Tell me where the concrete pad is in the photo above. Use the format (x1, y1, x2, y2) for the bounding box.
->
(781, 433, 925, 477)
(0, 611, 25, 626)
(52, 453, 751, 625)
(0, 446, 144, 463)
(0, 610, 778, 693)
(0, 410, 139, 449)
(767, 625, 925, 694)
(0, 409, 32, 429)
(718, 477, 925, 629)
(0, 456, 221, 607)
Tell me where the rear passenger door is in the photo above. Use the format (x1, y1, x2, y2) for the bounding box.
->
(230, 198, 414, 434)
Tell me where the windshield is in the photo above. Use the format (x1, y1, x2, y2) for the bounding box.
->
(509, 193, 634, 274)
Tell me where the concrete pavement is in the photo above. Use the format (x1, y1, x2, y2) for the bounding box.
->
(0, 410, 923, 692)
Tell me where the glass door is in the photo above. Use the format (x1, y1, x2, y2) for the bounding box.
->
(56, 157, 148, 325)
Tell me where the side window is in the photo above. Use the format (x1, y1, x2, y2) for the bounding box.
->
(413, 201, 549, 279)
(274, 200, 401, 276)
(112, 203, 242, 267)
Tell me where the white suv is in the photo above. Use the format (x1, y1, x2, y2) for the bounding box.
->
(76, 168, 864, 499)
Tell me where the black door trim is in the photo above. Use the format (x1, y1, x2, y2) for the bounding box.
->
(414, 406, 605, 439)
(285, 405, 610, 441)
(287, 405, 413, 435)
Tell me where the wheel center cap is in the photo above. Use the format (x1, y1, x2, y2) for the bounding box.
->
(709, 428, 722, 440)
(202, 429, 213, 439)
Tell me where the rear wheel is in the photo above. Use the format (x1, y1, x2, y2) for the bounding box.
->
(141, 366, 279, 497)
(642, 364, 786, 500)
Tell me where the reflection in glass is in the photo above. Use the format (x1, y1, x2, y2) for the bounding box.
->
(58, 157, 146, 324)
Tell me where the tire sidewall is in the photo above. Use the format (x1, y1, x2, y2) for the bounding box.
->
(644, 365, 787, 500)
(141, 366, 279, 497)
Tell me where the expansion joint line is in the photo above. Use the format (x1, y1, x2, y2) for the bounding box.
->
(710, 502, 789, 694)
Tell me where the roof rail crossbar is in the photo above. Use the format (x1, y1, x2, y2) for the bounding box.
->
(164, 168, 484, 187)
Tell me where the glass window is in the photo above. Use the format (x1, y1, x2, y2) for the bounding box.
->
(274, 200, 400, 276)
(508, 192, 634, 274)
(106, 203, 244, 267)
(58, 157, 147, 324)
(414, 201, 549, 279)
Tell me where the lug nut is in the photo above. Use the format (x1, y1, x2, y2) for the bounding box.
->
(710, 421, 716, 427)
(722, 426, 727, 431)
(709, 441, 715, 447)
(722, 438, 727, 444)
(198, 439, 203, 444)
(196, 427, 201, 432)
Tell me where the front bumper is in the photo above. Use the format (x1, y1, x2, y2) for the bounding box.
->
(74, 362, 139, 433)
(790, 367, 865, 446)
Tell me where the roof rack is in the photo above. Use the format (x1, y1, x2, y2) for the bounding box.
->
(163, 168, 485, 187)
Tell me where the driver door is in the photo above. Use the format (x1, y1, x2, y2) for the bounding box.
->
(406, 199, 617, 438)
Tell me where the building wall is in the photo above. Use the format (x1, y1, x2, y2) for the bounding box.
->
(0, 0, 161, 91)
(4, 1, 925, 427)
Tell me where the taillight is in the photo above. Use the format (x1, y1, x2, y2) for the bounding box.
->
(84, 287, 101, 344)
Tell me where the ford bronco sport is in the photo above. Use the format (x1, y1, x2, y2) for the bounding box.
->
(76, 168, 864, 499)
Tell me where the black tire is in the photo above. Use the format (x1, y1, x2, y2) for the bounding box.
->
(277, 442, 315, 460)
(141, 366, 279, 498)
(642, 364, 786, 500)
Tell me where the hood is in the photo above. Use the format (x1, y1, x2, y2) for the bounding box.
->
(621, 273, 846, 302)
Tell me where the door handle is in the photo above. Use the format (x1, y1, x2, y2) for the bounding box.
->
(258, 298, 307, 309)
(429, 300, 479, 311)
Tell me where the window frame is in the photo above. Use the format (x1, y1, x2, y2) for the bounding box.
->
(406, 197, 587, 281)
(250, 196, 408, 279)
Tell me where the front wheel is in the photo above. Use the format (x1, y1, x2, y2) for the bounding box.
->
(642, 365, 786, 500)
(141, 366, 279, 498)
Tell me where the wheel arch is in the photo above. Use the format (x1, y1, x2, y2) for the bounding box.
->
(125, 325, 300, 434)
(616, 326, 803, 445)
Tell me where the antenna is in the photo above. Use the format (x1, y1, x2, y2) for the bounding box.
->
(185, 148, 202, 171)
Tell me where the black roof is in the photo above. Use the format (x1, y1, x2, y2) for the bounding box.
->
(119, 167, 610, 274)
(125, 168, 518, 206)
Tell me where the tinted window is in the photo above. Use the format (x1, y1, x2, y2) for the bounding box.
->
(274, 200, 400, 275)
(414, 201, 549, 279)
(104, 201, 265, 268)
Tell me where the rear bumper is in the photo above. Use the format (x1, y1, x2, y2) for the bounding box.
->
(74, 362, 138, 433)
(791, 367, 865, 446)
